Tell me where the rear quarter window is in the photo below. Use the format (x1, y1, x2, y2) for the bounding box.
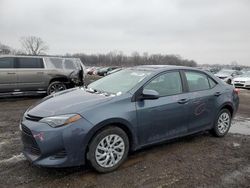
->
(208, 77, 217, 88)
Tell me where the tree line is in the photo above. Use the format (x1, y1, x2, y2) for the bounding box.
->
(1, 36, 197, 67)
(67, 52, 197, 67)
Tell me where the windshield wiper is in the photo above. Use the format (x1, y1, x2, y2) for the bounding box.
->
(85, 87, 113, 96)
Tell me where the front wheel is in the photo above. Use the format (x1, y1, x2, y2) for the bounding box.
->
(87, 127, 129, 173)
(47, 81, 66, 95)
(211, 109, 232, 137)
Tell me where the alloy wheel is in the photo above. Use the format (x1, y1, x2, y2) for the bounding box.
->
(95, 134, 125, 168)
(217, 112, 230, 134)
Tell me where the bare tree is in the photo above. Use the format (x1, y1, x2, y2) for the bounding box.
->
(20, 36, 49, 55)
(0, 42, 12, 54)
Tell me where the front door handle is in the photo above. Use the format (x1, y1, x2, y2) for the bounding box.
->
(214, 92, 221, 97)
(37, 72, 44, 75)
(178, 98, 189, 104)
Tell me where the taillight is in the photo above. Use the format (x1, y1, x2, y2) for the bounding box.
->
(234, 88, 240, 95)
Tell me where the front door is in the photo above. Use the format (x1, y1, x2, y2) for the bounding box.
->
(136, 71, 189, 145)
(0, 57, 17, 93)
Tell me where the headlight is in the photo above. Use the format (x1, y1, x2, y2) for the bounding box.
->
(40, 114, 82, 128)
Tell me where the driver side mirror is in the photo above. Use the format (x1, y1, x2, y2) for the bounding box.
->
(140, 89, 160, 100)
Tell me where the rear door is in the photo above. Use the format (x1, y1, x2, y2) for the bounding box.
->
(16, 57, 47, 91)
(0, 57, 17, 93)
(183, 70, 217, 133)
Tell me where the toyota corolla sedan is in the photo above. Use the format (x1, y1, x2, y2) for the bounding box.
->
(20, 65, 239, 173)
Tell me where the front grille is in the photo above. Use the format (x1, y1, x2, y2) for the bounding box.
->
(25, 114, 42, 122)
(21, 124, 41, 156)
(234, 83, 244, 87)
(53, 150, 67, 159)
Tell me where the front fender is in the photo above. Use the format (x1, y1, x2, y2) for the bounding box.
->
(84, 118, 139, 152)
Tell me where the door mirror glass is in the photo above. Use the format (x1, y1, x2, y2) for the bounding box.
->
(141, 89, 159, 100)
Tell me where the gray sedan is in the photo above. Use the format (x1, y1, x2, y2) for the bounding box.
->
(20, 65, 239, 173)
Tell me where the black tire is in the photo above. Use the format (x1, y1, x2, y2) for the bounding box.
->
(227, 79, 232, 84)
(87, 126, 129, 173)
(210, 109, 232, 137)
(47, 81, 67, 95)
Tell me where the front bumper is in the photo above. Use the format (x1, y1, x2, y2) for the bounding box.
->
(20, 116, 94, 167)
(233, 82, 250, 89)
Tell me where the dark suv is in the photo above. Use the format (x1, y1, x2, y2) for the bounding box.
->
(0, 55, 86, 96)
(20, 65, 239, 173)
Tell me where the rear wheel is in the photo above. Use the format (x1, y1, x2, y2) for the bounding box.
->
(87, 127, 129, 173)
(211, 109, 232, 137)
(47, 81, 66, 95)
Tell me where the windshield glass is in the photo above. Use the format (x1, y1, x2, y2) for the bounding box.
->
(217, 69, 234, 75)
(88, 69, 152, 95)
(240, 71, 250, 77)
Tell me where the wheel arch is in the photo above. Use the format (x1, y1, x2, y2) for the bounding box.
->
(219, 102, 234, 117)
(85, 118, 138, 157)
(49, 76, 70, 85)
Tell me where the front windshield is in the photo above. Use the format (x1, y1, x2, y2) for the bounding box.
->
(88, 69, 152, 95)
(240, 71, 250, 77)
(218, 70, 234, 75)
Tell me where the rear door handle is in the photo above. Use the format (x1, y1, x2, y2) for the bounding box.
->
(214, 92, 221, 97)
(7, 72, 16, 74)
(178, 98, 189, 104)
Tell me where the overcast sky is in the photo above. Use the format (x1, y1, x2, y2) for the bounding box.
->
(0, 0, 250, 65)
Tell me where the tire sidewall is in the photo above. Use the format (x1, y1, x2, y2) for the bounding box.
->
(47, 81, 66, 95)
(213, 109, 232, 137)
(88, 127, 129, 173)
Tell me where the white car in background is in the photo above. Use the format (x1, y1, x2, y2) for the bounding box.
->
(214, 69, 242, 84)
(232, 71, 250, 89)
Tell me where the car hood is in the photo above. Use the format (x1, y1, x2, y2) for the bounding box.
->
(233, 77, 250, 81)
(214, 73, 230, 78)
(27, 88, 114, 117)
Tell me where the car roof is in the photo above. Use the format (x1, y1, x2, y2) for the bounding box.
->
(130, 65, 200, 72)
(0, 55, 80, 60)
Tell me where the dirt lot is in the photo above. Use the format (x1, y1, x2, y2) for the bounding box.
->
(0, 89, 249, 188)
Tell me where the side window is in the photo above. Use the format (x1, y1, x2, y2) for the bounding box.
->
(46, 58, 63, 69)
(64, 59, 76, 69)
(208, 77, 217, 88)
(185, 71, 210, 92)
(18, 58, 44, 68)
(0, 57, 14, 68)
(144, 71, 183, 96)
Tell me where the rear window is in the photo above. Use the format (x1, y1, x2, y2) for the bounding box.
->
(17, 57, 44, 68)
(0, 57, 14, 68)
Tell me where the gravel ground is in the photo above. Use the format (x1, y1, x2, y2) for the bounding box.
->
(0, 89, 249, 188)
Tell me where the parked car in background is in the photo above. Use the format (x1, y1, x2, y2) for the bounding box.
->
(93, 67, 103, 75)
(0, 55, 86, 96)
(97, 67, 119, 76)
(86, 67, 97, 75)
(107, 67, 122, 75)
(232, 71, 250, 89)
(20, 65, 239, 173)
(214, 69, 242, 84)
